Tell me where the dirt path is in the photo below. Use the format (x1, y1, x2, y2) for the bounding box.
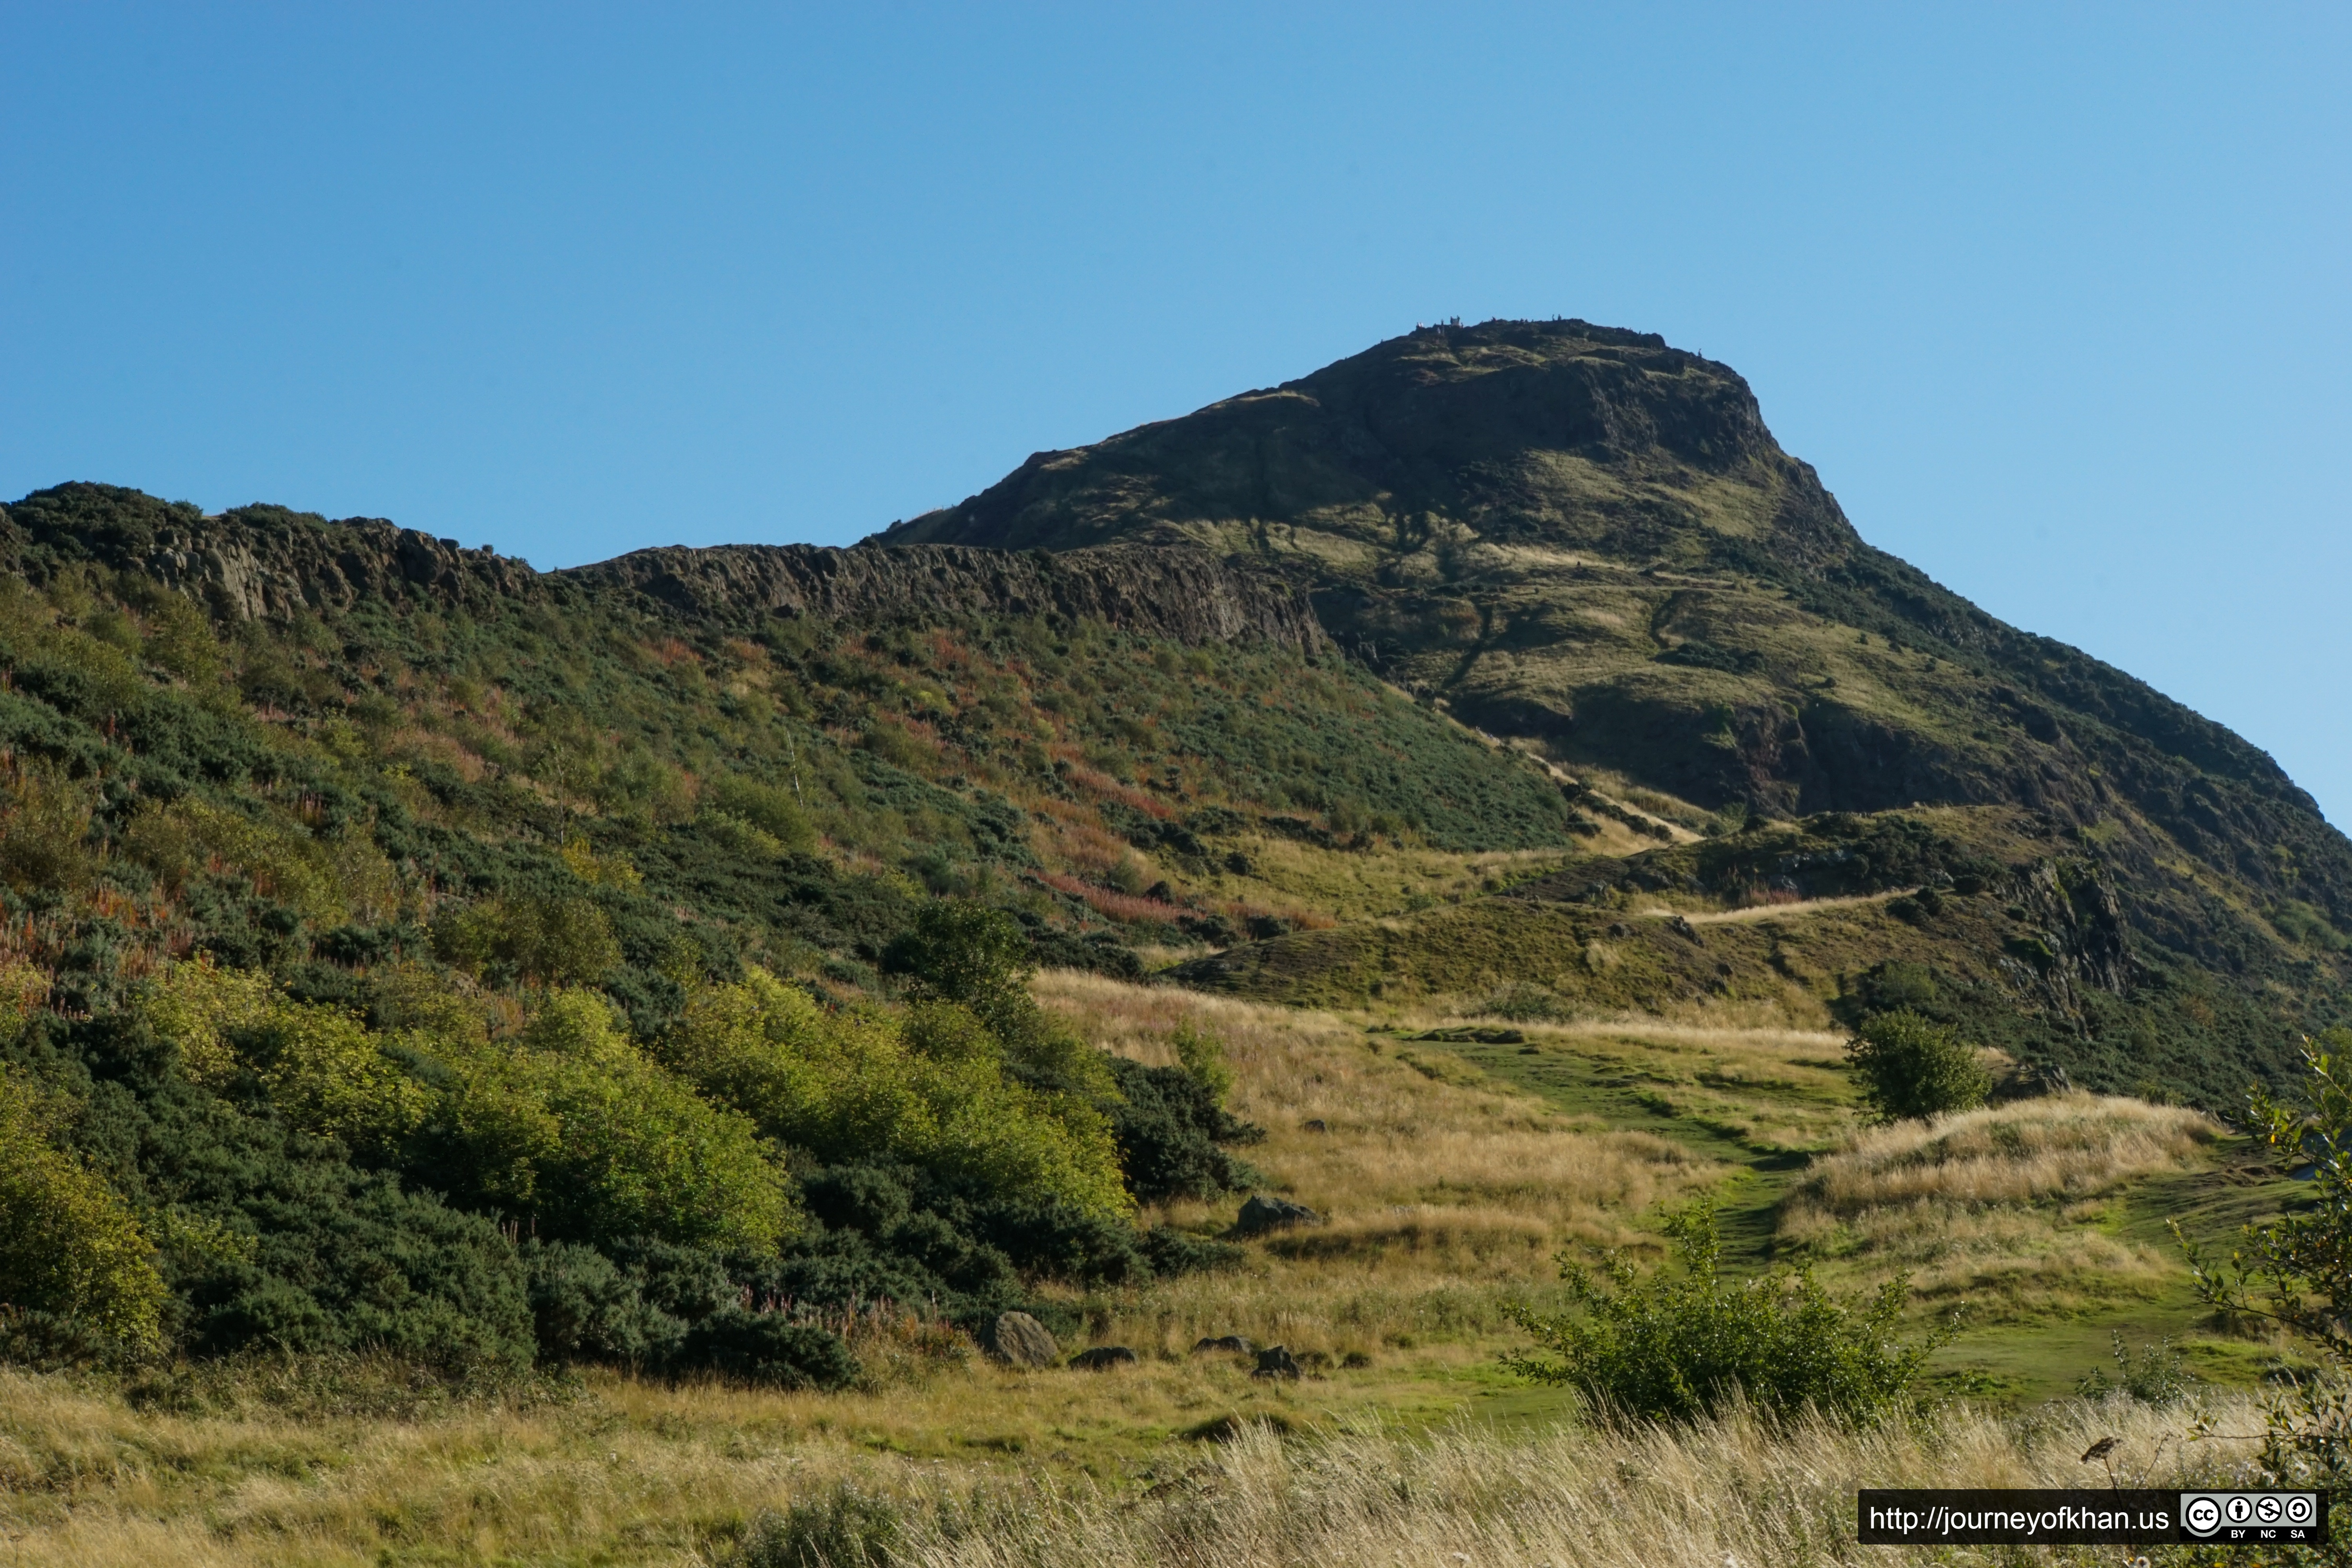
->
(1639, 887, 1919, 925)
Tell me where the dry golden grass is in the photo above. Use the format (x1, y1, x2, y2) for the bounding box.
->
(1037, 972, 1717, 1247)
(1779, 1095, 2224, 1317)
(1796, 1094, 2221, 1213)
(1026, 972, 1724, 1358)
(875, 1394, 2269, 1568)
(0, 1361, 2278, 1567)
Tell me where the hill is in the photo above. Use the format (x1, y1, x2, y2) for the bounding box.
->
(883, 318, 2352, 1102)
(0, 330, 2341, 1562)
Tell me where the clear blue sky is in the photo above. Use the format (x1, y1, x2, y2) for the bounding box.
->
(5, 5, 2347, 817)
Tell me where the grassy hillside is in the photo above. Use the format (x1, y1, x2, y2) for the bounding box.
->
(883, 319, 2352, 1106)
(3, 314, 2345, 1562)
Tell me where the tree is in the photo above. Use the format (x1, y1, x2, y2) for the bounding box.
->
(2178, 1033, 2352, 1510)
(1845, 1008, 1990, 1122)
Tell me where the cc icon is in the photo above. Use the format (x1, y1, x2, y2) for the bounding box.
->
(2184, 1495, 2222, 1536)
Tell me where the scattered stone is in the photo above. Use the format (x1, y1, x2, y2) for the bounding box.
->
(1192, 1334, 1254, 1356)
(987, 1311, 1060, 1368)
(1252, 1345, 1303, 1379)
(1301, 1118, 1327, 1133)
(1234, 1195, 1322, 1237)
(1069, 1346, 1138, 1370)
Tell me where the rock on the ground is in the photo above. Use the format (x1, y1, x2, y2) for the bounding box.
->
(1252, 1345, 1303, 1379)
(1234, 1195, 1323, 1236)
(987, 1311, 1061, 1368)
(1069, 1346, 1139, 1370)
(1191, 1335, 1254, 1355)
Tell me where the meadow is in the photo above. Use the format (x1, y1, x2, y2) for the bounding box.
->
(0, 975, 2304, 1566)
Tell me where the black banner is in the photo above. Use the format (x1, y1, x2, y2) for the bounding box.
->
(1856, 1489, 2326, 1546)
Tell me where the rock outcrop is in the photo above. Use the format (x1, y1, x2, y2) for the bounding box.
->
(571, 541, 1329, 653)
(0, 483, 1328, 653)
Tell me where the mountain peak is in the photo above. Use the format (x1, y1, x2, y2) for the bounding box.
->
(875, 318, 1859, 579)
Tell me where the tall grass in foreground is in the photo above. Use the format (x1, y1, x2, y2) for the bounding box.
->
(745, 1397, 2270, 1568)
(3, 1355, 2268, 1566)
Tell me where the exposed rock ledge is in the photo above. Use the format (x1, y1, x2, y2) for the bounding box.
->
(569, 542, 1331, 654)
(0, 486, 1328, 653)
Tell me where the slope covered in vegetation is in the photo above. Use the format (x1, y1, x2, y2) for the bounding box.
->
(0, 482, 1584, 1374)
(884, 318, 2352, 1105)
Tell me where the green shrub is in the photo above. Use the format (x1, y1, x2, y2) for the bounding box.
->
(1845, 1008, 1991, 1122)
(706, 775, 816, 853)
(736, 1484, 902, 1568)
(661, 969, 1129, 1219)
(1504, 1200, 1947, 1426)
(0, 1065, 166, 1347)
(1104, 1055, 1263, 1204)
(0, 767, 97, 895)
(434, 895, 622, 987)
(421, 989, 795, 1253)
(675, 1309, 857, 1390)
(61, 1062, 537, 1374)
(139, 961, 430, 1157)
(2074, 1331, 2197, 1405)
(1171, 1022, 1234, 1106)
(2179, 1036, 2352, 1497)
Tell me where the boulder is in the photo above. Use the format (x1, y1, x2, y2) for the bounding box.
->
(987, 1311, 1061, 1368)
(1252, 1345, 1303, 1379)
(1234, 1195, 1322, 1237)
(1191, 1334, 1254, 1356)
(1069, 1346, 1139, 1371)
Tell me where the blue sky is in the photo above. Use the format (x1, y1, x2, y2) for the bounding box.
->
(4, 4, 2348, 817)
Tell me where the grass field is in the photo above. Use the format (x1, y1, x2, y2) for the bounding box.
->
(0, 975, 2306, 1565)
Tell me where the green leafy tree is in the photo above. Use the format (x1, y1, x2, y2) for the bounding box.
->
(882, 901, 1032, 1025)
(1845, 1008, 1991, 1122)
(1504, 1200, 1947, 1426)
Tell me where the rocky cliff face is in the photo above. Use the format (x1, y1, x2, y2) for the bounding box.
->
(0, 484, 1328, 653)
(569, 542, 1329, 653)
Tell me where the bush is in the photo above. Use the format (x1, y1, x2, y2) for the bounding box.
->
(675, 1308, 857, 1390)
(422, 989, 795, 1252)
(1105, 1055, 1263, 1204)
(2075, 1331, 2197, 1405)
(0, 767, 97, 895)
(706, 775, 816, 853)
(2180, 1036, 2352, 1497)
(736, 1484, 901, 1568)
(520, 1238, 679, 1366)
(661, 968, 1129, 1219)
(1504, 1200, 1947, 1426)
(433, 895, 621, 987)
(0, 1065, 166, 1347)
(1845, 1008, 1990, 1122)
